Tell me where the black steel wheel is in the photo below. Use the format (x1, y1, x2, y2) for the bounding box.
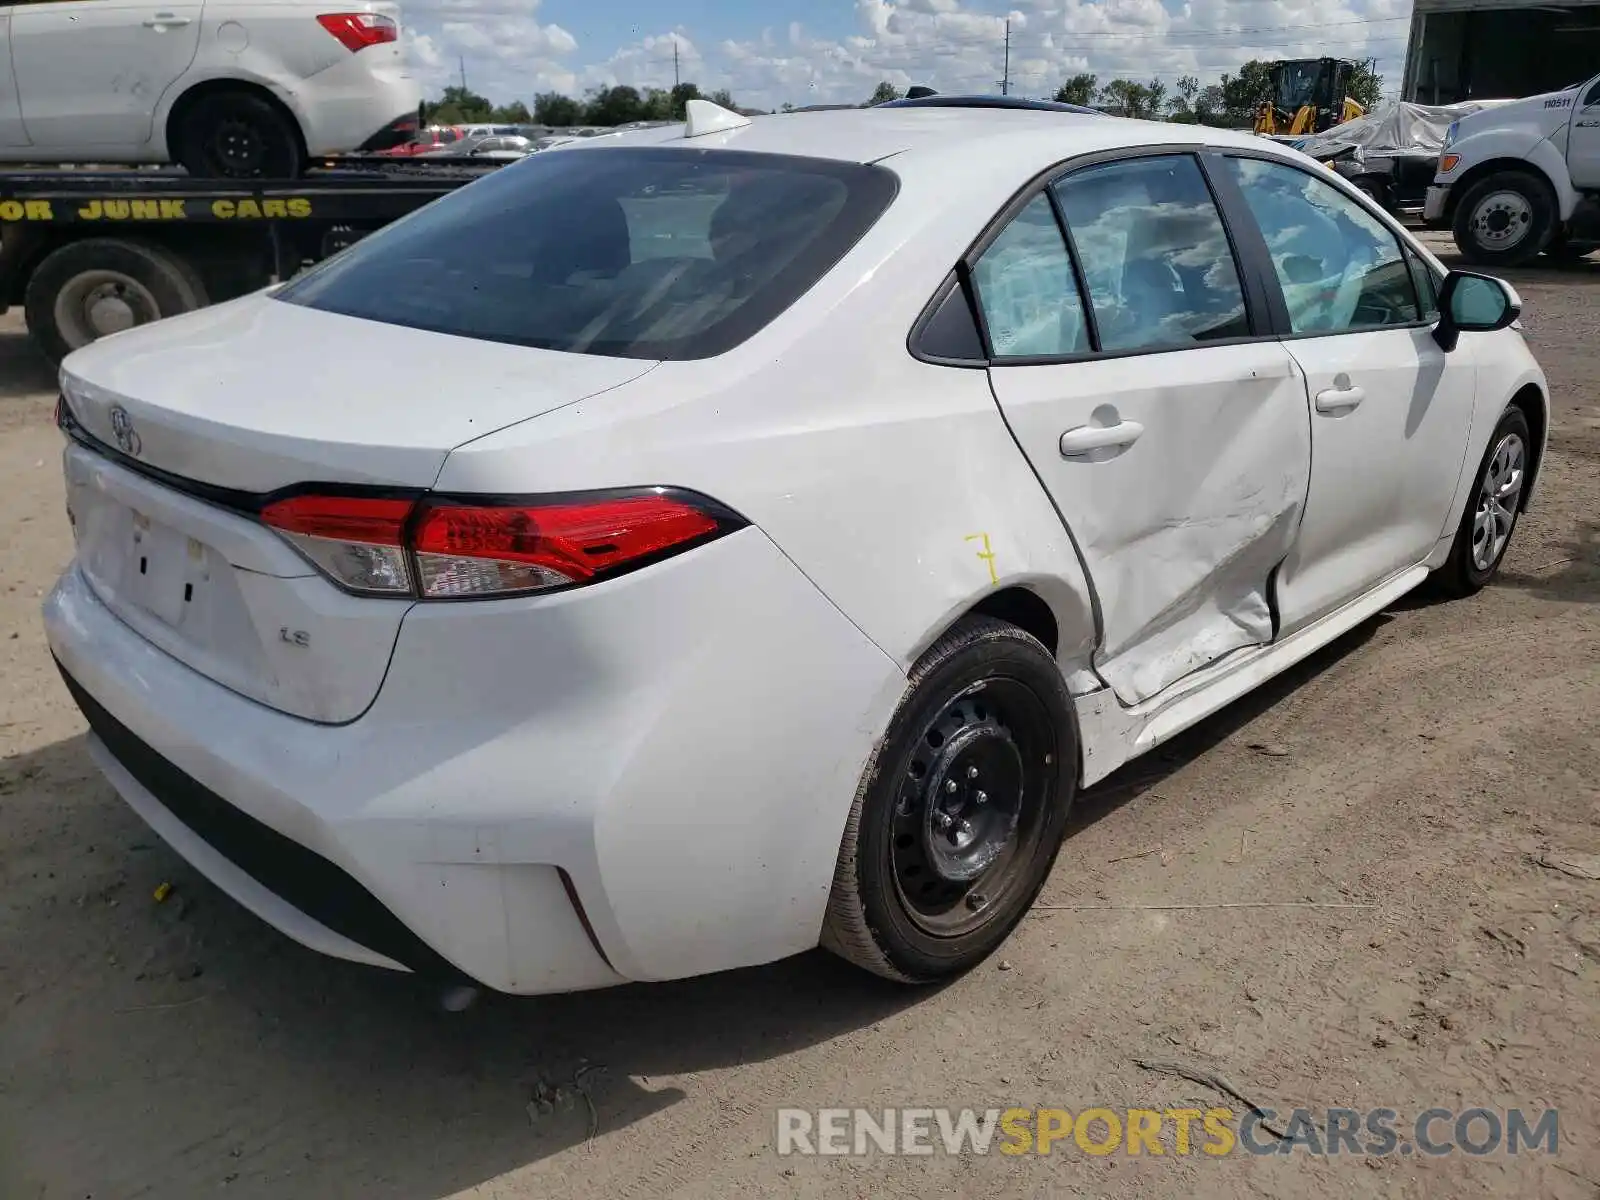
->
(823, 616, 1077, 983)
(175, 90, 304, 179)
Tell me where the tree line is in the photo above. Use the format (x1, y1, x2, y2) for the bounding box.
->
(423, 59, 1383, 131)
(424, 83, 738, 129)
(873, 60, 1382, 124)
(1044, 60, 1382, 124)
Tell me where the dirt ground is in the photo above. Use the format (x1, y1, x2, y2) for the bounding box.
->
(1, 234, 1597, 1200)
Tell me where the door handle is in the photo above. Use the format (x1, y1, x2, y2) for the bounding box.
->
(1059, 420, 1144, 457)
(144, 13, 192, 26)
(1314, 384, 1365, 413)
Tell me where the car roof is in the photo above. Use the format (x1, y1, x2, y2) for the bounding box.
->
(877, 94, 1101, 116)
(548, 106, 1276, 179)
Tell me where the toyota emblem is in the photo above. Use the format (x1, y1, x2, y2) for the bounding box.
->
(108, 404, 142, 457)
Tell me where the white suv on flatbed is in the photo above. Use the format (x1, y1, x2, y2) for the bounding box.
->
(0, 1, 419, 177)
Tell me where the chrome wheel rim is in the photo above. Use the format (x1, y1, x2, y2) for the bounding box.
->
(1469, 191, 1534, 251)
(1471, 432, 1525, 572)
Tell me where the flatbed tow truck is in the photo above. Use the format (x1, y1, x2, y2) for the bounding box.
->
(0, 157, 503, 365)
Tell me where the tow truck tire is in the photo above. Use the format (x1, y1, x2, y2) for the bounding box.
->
(25, 238, 208, 366)
(1452, 170, 1557, 268)
(175, 89, 304, 180)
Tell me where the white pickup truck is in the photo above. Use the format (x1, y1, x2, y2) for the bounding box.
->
(1424, 71, 1600, 266)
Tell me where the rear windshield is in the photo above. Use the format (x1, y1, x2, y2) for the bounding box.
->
(274, 147, 899, 360)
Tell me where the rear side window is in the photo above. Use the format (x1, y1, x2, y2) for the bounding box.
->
(275, 148, 899, 359)
(971, 195, 1089, 358)
(1052, 155, 1250, 353)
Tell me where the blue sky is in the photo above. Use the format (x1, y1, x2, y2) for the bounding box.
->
(402, 0, 1415, 113)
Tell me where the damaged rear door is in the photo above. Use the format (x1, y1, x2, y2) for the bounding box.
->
(975, 151, 1311, 705)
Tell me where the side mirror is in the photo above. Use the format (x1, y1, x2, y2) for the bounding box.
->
(1433, 270, 1522, 352)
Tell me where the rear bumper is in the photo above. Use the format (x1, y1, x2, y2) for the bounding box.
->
(356, 109, 421, 154)
(44, 529, 902, 994)
(295, 60, 421, 155)
(60, 665, 462, 979)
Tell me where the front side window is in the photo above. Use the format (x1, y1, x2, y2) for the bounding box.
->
(1222, 156, 1420, 334)
(275, 148, 898, 360)
(1052, 155, 1250, 353)
(970, 194, 1089, 358)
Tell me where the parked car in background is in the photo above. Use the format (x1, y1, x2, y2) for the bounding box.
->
(0, 0, 420, 177)
(418, 134, 533, 161)
(1291, 99, 1513, 215)
(377, 124, 467, 157)
(43, 100, 1549, 998)
(455, 123, 524, 139)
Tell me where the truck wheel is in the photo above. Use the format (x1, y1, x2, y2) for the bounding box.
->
(821, 616, 1077, 984)
(1452, 171, 1557, 267)
(175, 90, 304, 179)
(24, 238, 208, 365)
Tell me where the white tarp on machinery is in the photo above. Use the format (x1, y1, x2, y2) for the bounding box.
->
(1293, 99, 1513, 162)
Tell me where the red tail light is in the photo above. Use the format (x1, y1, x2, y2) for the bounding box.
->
(261, 489, 741, 600)
(316, 12, 398, 51)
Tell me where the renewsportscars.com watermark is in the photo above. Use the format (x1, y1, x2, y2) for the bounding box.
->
(775, 1106, 1560, 1158)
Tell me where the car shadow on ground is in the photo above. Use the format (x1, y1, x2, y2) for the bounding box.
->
(1498, 517, 1600, 602)
(0, 615, 1395, 1197)
(0, 327, 54, 401)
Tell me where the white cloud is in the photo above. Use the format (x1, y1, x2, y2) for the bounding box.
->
(403, 0, 580, 99)
(405, 0, 1412, 112)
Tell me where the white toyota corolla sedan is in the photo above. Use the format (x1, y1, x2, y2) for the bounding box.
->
(43, 99, 1549, 995)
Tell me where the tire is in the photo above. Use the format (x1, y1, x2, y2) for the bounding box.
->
(1432, 405, 1533, 599)
(1352, 179, 1389, 211)
(1452, 171, 1557, 268)
(821, 616, 1078, 983)
(24, 238, 209, 366)
(174, 89, 304, 179)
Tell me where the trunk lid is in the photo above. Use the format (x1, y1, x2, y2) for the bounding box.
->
(61, 294, 657, 492)
(59, 295, 657, 723)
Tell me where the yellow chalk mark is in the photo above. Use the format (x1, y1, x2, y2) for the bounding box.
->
(965, 532, 999, 585)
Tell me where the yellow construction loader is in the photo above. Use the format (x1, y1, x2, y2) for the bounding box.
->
(1253, 58, 1366, 137)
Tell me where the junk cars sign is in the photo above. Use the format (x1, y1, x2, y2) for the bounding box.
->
(0, 197, 316, 222)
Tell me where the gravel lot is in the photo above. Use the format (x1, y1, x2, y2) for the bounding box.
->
(1, 234, 1597, 1199)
